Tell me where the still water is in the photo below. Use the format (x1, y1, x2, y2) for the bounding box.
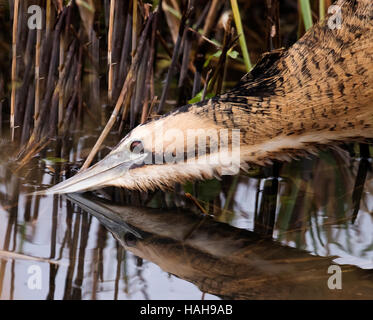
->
(0, 127, 373, 300)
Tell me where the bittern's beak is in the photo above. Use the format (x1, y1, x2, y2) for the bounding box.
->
(37, 149, 148, 195)
(64, 193, 145, 240)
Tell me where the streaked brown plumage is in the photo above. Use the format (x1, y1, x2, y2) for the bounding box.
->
(189, 0, 373, 163)
(42, 0, 373, 194)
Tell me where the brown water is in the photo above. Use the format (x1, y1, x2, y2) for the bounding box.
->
(0, 126, 373, 300)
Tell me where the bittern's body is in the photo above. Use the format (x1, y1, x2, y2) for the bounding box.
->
(43, 0, 373, 194)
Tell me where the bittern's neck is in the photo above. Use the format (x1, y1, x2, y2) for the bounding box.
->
(179, 0, 373, 164)
(40, 0, 373, 195)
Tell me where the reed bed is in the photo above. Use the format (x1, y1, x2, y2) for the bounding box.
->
(0, 0, 313, 159)
(0, 0, 370, 240)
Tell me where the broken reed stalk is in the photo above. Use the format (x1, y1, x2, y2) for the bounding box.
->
(34, 29, 41, 129)
(81, 14, 154, 170)
(10, 0, 20, 141)
(230, 0, 252, 72)
(108, 0, 115, 103)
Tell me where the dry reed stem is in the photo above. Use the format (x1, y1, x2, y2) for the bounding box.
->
(0, 250, 66, 266)
(108, 0, 115, 102)
(132, 0, 138, 59)
(202, 69, 212, 100)
(16, 137, 50, 171)
(81, 14, 154, 170)
(10, 0, 20, 141)
(162, 0, 180, 44)
(118, 87, 133, 133)
(34, 29, 41, 129)
(157, 5, 192, 113)
(202, 0, 220, 37)
(184, 192, 207, 214)
(140, 7, 159, 124)
(46, 0, 52, 34)
(58, 35, 65, 132)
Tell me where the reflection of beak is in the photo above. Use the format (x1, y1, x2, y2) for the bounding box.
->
(65, 193, 145, 239)
(38, 150, 147, 195)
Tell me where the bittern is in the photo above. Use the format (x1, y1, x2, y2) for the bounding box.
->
(67, 193, 373, 299)
(43, 0, 373, 194)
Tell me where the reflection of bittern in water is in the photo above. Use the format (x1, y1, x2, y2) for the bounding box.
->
(42, 0, 373, 194)
(67, 193, 373, 299)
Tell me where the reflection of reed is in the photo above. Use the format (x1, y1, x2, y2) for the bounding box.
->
(71, 211, 90, 300)
(63, 210, 81, 300)
(135, 257, 149, 300)
(67, 193, 373, 299)
(50, 195, 58, 259)
(46, 264, 58, 300)
(254, 163, 280, 237)
(0, 141, 372, 299)
(352, 144, 371, 223)
(274, 151, 350, 248)
(114, 245, 123, 300)
(0, 175, 19, 299)
(91, 224, 107, 300)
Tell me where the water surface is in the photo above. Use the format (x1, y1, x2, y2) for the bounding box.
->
(0, 128, 373, 300)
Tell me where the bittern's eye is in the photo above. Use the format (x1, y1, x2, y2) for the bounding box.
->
(124, 233, 137, 247)
(129, 140, 144, 154)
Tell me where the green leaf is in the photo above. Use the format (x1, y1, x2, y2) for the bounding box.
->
(204, 50, 221, 68)
(188, 91, 214, 104)
(42, 157, 67, 164)
(230, 0, 252, 71)
(204, 49, 239, 68)
(300, 0, 313, 31)
(228, 50, 239, 59)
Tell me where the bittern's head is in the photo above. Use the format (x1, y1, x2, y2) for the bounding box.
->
(42, 107, 241, 194)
